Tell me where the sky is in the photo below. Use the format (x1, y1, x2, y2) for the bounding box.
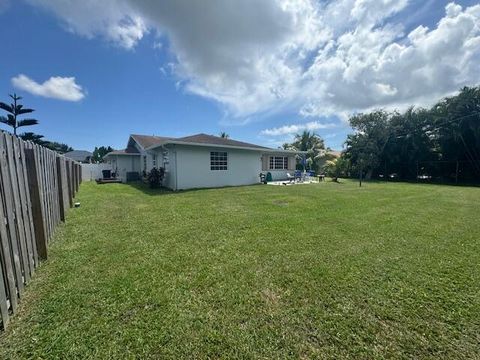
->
(0, 0, 479, 151)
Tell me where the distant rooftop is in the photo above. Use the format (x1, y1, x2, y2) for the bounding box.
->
(64, 150, 92, 162)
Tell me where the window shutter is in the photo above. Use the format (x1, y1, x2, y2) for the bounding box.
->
(262, 155, 269, 171)
(288, 156, 296, 170)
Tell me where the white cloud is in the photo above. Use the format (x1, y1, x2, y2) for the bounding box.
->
(24, 1, 480, 120)
(261, 121, 337, 136)
(12, 74, 86, 101)
(25, 0, 145, 49)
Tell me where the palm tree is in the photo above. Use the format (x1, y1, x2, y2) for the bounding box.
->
(285, 131, 327, 172)
(0, 93, 39, 135)
(219, 132, 230, 138)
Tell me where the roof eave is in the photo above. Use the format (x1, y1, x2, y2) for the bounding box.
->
(146, 141, 306, 153)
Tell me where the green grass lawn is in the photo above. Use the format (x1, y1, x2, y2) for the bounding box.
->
(1, 180, 479, 359)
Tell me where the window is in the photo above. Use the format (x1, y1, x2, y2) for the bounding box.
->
(152, 154, 157, 167)
(143, 155, 147, 171)
(210, 152, 228, 170)
(269, 156, 288, 170)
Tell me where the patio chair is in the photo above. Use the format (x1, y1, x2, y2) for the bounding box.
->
(294, 170, 303, 182)
(286, 173, 295, 183)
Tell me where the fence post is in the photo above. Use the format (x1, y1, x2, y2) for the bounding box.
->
(56, 157, 66, 222)
(75, 164, 79, 193)
(70, 161, 75, 199)
(65, 160, 73, 207)
(455, 160, 459, 184)
(25, 148, 48, 260)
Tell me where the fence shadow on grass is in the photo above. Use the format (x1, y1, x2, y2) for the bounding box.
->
(124, 181, 265, 196)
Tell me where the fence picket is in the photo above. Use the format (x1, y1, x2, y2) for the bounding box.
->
(0, 134, 24, 297)
(0, 132, 81, 330)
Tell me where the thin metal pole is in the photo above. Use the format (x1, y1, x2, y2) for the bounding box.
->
(455, 160, 459, 184)
(359, 165, 362, 187)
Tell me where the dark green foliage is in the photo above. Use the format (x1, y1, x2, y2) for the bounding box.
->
(147, 167, 165, 188)
(19, 132, 46, 145)
(44, 141, 73, 154)
(0, 93, 39, 135)
(283, 131, 329, 172)
(19, 132, 73, 153)
(344, 86, 480, 182)
(323, 157, 350, 180)
(92, 146, 114, 163)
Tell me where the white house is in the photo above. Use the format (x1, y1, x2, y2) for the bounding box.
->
(104, 133, 301, 190)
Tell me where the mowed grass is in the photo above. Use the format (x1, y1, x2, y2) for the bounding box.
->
(1, 180, 479, 359)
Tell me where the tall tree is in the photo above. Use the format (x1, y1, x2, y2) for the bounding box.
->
(283, 131, 327, 172)
(0, 93, 39, 135)
(44, 142, 73, 154)
(20, 132, 46, 145)
(342, 85, 480, 182)
(20, 132, 74, 154)
(344, 110, 391, 179)
(92, 146, 114, 163)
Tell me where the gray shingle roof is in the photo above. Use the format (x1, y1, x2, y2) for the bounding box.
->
(106, 147, 140, 156)
(64, 150, 92, 161)
(175, 133, 269, 149)
(130, 134, 173, 149)
(130, 133, 269, 150)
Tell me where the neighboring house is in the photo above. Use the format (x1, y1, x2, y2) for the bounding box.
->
(64, 150, 93, 163)
(104, 133, 301, 190)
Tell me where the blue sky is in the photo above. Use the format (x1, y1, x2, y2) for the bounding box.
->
(1, 0, 479, 151)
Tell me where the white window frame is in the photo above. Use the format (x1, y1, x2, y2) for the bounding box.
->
(269, 156, 288, 170)
(210, 151, 228, 171)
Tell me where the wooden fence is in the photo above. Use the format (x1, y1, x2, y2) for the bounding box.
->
(0, 132, 81, 330)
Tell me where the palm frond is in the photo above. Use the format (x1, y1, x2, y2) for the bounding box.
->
(17, 118, 39, 128)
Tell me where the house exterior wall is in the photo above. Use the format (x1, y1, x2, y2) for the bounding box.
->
(107, 155, 141, 182)
(168, 145, 262, 190)
(261, 154, 297, 180)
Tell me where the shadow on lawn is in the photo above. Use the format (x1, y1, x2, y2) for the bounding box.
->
(124, 181, 264, 196)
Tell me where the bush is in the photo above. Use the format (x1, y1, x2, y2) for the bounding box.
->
(147, 167, 165, 188)
(323, 157, 350, 181)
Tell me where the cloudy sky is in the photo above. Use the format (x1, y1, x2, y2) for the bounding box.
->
(1, 0, 479, 150)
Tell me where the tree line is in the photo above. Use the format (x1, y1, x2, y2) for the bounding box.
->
(330, 86, 480, 183)
(0, 93, 115, 160)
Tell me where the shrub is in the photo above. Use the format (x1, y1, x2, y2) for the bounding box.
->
(147, 167, 165, 188)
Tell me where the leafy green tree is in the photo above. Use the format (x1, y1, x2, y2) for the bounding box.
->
(344, 110, 391, 179)
(20, 132, 46, 145)
(44, 142, 73, 154)
(92, 146, 114, 163)
(0, 94, 39, 135)
(19, 132, 74, 154)
(342, 85, 480, 182)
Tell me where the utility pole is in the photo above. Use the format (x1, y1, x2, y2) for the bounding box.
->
(455, 160, 459, 184)
(359, 164, 363, 187)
